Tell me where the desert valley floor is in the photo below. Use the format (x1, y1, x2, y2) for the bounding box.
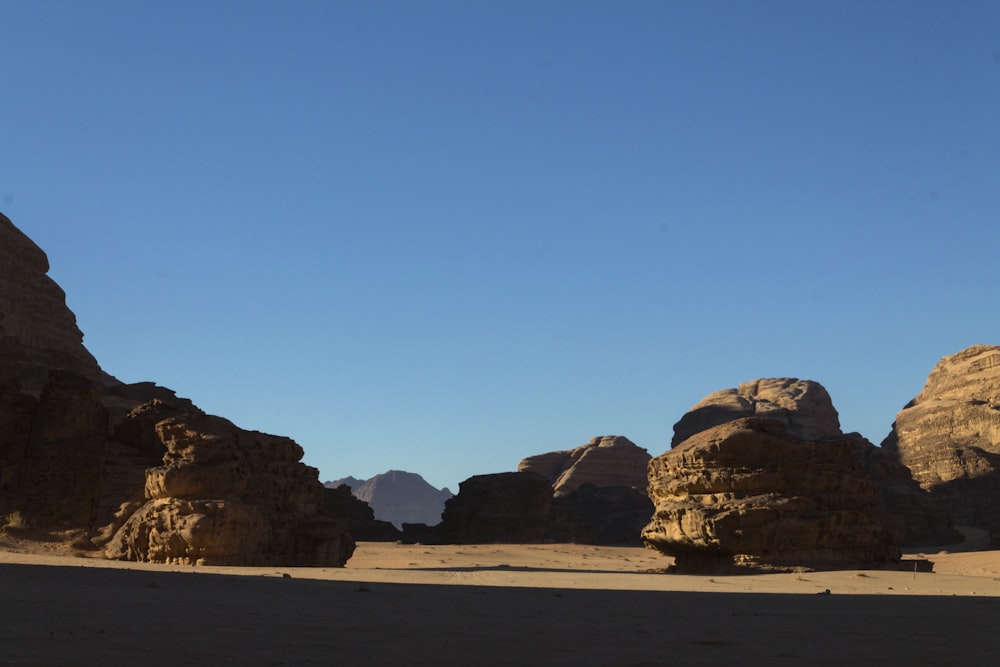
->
(1, 539, 999, 666)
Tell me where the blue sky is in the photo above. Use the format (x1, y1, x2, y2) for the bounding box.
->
(3, 1, 998, 491)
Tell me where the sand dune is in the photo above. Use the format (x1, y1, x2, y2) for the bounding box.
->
(1, 542, 999, 665)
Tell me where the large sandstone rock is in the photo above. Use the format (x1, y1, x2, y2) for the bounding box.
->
(548, 484, 653, 545)
(672, 378, 841, 447)
(672, 377, 960, 547)
(435, 472, 553, 544)
(105, 412, 354, 566)
(643, 418, 903, 570)
(881, 345, 1000, 529)
(0, 212, 102, 388)
(518, 435, 651, 497)
(1, 213, 356, 565)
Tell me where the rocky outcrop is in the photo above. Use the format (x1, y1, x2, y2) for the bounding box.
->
(0, 213, 102, 388)
(671, 377, 960, 547)
(672, 378, 842, 447)
(104, 411, 354, 566)
(643, 418, 903, 570)
(881, 345, 1000, 529)
(434, 472, 553, 544)
(549, 485, 653, 545)
(327, 470, 452, 528)
(321, 485, 402, 542)
(518, 435, 650, 497)
(1, 212, 356, 566)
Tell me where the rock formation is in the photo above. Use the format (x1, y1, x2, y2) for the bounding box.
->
(327, 470, 452, 528)
(1, 212, 355, 566)
(881, 345, 1000, 529)
(643, 418, 903, 570)
(549, 484, 653, 545)
(104, 411, 354, 566)
(670, 377, 959, 547)
(434, 472, 553, 544)
(671, 378, 842, 447)
(0, 212, 102, 388)
(518, 435, 650, 497)
(321, 485, 402, 542)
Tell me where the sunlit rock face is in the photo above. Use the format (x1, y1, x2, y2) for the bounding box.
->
(104, 411, 355, 566)
(642, 418, 903, 571)
(671, 378, 842, 447)
(668, 378, 958, 548)
(0, 212, 102, 388)
(518, 435, 651, 497)
(881, 345, 1000, 529)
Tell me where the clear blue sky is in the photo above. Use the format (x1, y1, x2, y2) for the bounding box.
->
(3, 1, 998, 491)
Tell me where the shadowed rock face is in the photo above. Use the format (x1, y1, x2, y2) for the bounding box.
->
(643, 418, 903, 570)
(881, 345, 1000, 529)
(518, 435, 651, 497)
(435, 472, 553, 544)
(1, 213, 355, 566)
(0, 213, 102, 388)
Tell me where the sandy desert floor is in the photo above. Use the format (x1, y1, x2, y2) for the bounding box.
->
(1, 538, 999, 666)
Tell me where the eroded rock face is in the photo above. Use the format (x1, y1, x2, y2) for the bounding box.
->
(643, 418, 903, 570)
(671, 377, 959, 547)
(672, 378, 842, 447)
(1, 213, 356, 565)
(518, 435, 651, 497)
(0, 213, 102, 387)
(881, 345, 1000, 529)
(105, 412, 354, 566)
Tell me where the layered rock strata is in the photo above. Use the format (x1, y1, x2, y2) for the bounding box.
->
(104, 411, 354, 566)
(671, 378, 959, 547)
(671, 378, 841, 447)
(881, 345, 1000, 529)
(0, 212, 102, 387)
(643, 418, 903, 570)
(1, 213, 355, 566)
(518, 435, 651, 497)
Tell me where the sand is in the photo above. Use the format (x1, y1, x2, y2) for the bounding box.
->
(1, 540, 999, 666)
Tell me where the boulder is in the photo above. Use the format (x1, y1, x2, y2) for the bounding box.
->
(881, 345, 1000, 529)
(672, 378, 842, 447)
(672, 377, 959, 547)
(105, 411, 354, 566)
(643, 418, 903, 570)
(518, 435, 650, 497)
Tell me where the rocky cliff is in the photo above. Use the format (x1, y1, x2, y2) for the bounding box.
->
(518, 435, 650, 497)
(1, 213, 354, 566)
(0, 213, 102, 388)
(643, 418, 903, 570)
(881, 345, 1000, 529)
